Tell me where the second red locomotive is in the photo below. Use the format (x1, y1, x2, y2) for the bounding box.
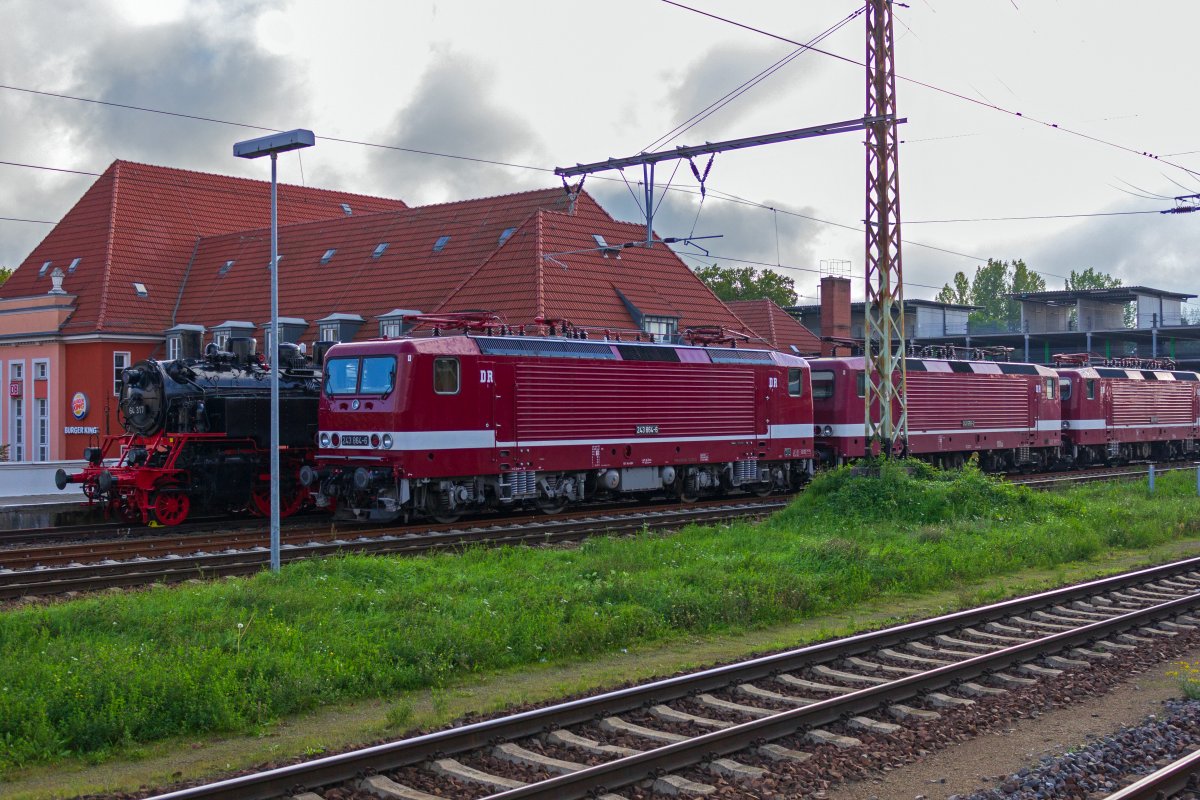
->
(302, 332, 815, 522)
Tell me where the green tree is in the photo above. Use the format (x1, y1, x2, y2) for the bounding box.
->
(935, 258, 1046, 331)
(694, 264, 797, 306)
(0, 266, 11, 288)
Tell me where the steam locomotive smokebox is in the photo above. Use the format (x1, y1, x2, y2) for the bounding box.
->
(223, 396, 319, 448)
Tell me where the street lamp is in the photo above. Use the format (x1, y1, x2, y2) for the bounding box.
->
(233, 128, 315, 572)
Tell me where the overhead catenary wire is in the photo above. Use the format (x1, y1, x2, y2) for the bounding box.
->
(661, 1, 1200, 181)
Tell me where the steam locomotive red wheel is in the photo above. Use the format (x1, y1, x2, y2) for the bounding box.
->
(250, 483, 306, 518)
(152, 492, 191, 526)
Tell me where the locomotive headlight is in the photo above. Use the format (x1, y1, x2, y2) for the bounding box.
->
(370, 434, 380, 448)
(382, 433, 393, 449)
(823, 425, 833, 436)
(331, 433, 340, 447)
(319, 432, 331, 448)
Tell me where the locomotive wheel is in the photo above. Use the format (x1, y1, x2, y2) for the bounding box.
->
(250, 483, 306, 519)
(535, 494, 568, 515)
(152, 491, 191, 526)
(749, 481, 773, 497)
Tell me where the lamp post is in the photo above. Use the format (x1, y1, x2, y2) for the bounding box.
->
(233, 129, 315, 572)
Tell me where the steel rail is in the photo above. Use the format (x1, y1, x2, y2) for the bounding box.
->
(143, 557, 1200, 800)
(0, 501, 785, 599)
(1102, 747, 1200, 800)
(486, 592, 1200, 799)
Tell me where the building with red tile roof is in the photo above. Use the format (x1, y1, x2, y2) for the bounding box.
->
(0, 161, 407, 461)
(725, 298, 822, 355)
(0, 160, 769, 464)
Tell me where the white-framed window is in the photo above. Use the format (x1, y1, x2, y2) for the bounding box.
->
(319, 323, 339, 342)
(641, 315, 678, 342)
(167, 336, 181, 360)
(8, 361, 24, 462)
(36, 398, 48, 461)
(213, 333, 229, 351)
(34, 361, 48, 380)
(381, 320, 402, 338)
(113, 351, 130, 396)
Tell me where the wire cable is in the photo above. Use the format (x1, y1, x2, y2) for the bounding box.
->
(661, 1, 1200, 180)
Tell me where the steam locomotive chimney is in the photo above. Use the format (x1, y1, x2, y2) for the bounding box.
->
(820, 276, 852, 356)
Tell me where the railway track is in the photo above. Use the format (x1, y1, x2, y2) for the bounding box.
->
(0, 498, 785, 599)
(3, 462, 1192, 600)
(1104, 748, 1200, 799)
(140, 557, 1200, 800)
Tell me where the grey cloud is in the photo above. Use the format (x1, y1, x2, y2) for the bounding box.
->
(1010, 213, 1200, 295)
(365, 55, 547, 203)
(0, 3, 304, 270)
(656, 43, 823, 147)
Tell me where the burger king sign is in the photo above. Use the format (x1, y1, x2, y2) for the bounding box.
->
(71, 391, 88, 420)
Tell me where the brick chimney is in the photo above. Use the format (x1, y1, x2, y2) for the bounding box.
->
(819, 276, 852, 356)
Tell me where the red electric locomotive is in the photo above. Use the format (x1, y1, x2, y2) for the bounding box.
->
(809, 355, 1062, 471)
(302, 330, 815, 522)
(1055, 354, 1200, 464)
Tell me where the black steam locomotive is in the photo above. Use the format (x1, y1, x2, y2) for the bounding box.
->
(56, 337, 321, 526)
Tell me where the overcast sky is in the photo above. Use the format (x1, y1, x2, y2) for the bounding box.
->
(2, 0, 1198, 306)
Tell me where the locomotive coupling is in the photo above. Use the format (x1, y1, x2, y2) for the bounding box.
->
(97, 470, 116, 492)
(54, 469, 70, 491)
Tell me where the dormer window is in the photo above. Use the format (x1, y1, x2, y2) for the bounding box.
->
(167, 336, 181, 360)
(68, 258, 81, 273)
(38, 261, 51, 277)
(319, 323, 338, 342)
(642, 315, 678, 343)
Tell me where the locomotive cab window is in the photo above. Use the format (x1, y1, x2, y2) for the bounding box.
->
(811, 370, 834, 399)
(1060, 378, 1072, 401)
(434, 357, 459, 395)
(1086, 379, 1096, 400)
(324, 357, 360, 395)
(359, 356, 397, 395)
(1044, 377, 1056, 399)
(856, 372, 866, 398)
(787, 368, 804, 397)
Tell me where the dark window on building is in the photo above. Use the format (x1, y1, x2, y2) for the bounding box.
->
(856, 372, 866, 398)
(1060, 378, 1072, 401)
(434, 358, 459, 394)
(1087, 379, 1096, 399)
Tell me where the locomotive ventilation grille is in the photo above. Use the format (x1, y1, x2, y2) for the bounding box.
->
(706, 348, 774, 364)
(476, 337, 617, 360)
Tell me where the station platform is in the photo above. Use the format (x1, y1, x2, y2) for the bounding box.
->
(0, 461, 96, 529)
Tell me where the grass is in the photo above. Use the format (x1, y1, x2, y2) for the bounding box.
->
(1, 460, 1198, 776)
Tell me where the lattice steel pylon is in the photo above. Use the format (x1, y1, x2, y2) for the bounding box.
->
(863, 0, 907, 456)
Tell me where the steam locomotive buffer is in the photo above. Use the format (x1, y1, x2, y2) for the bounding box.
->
(56, 336, 320, 526)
